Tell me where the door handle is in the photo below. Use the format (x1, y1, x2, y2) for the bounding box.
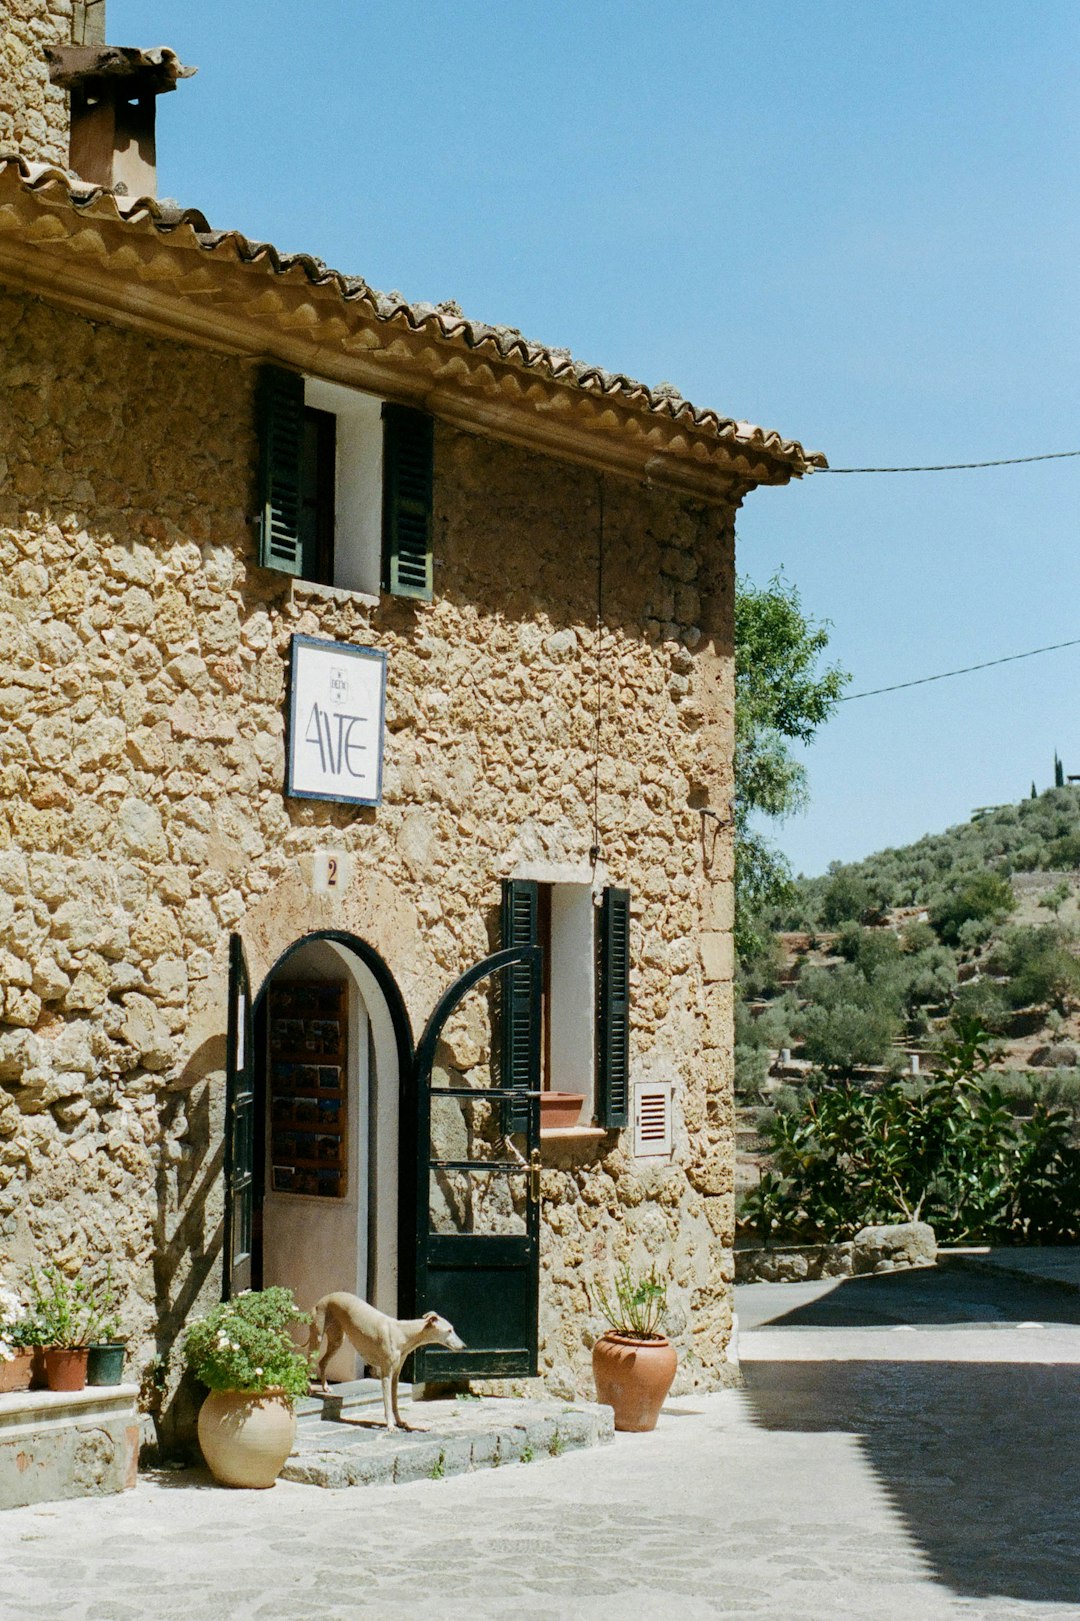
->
(529, 1148, 542, 1204)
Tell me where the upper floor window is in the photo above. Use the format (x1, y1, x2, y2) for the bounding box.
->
(255, 365, 434, 601)
(500, 877, 631, 1132)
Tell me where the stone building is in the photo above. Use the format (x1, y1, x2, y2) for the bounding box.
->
(0, 6, 823, 1439)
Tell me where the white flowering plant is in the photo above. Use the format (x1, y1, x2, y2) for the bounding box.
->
(0, 1283, 30, 1363)
(26, 1263, 121, 1350)
(182, 1288, 310, 1401)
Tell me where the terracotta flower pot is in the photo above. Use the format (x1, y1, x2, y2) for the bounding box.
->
(197, 1390, 297, 1489)
(44, 1347, 89, 1392)
(540, 1092, 586, 1130)
(0, 1350, 34, 1394)
(592, 1332, 677, 1432)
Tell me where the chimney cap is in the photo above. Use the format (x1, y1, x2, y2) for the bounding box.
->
(45, 44, 196, 95)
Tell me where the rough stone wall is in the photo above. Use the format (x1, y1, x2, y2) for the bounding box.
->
(0, 286, 737, 1413)
(0, 0, 104, 169)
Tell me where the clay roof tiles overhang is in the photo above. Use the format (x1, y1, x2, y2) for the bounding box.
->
(0, 153, 826, 499)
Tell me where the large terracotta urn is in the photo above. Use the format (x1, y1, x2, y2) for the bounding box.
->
(592, 1333, 677, 1432)
(197, 1390, 296, 1488)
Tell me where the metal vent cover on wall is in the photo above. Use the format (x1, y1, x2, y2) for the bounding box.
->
(632, 1081, 673, 1159)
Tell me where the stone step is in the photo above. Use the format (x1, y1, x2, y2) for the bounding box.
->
(282, 1396, 614, 1489)
(294, 1377, 409, 1422)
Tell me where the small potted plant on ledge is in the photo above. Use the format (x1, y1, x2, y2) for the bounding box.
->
(183, 1287, 311, 1489)
(590, 1262, 678, 1432)
(85, 1265, 127, 1387)
(0, 1282, 34, 1394)
(28, 1265, 96, 1391)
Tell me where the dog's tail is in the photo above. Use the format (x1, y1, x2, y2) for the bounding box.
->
(305, 1299, 327, 1364)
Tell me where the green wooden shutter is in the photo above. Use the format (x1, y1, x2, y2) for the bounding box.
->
(500, 878, 539, 1133)
(597, 888, 631, 1129)
(382, 403, 434, 600)
(256, 365, 305, 576)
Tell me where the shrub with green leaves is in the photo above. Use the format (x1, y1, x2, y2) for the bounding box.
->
(989, 925, 1080, 1014)
(739, 1022, 1080, 1246)
(930, 872, 1016, 948)
(183, 1287, 311, 1400)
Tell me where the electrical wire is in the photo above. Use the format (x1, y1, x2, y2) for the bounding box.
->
(840, 636, 1080, 702)
(811, 449, 1080, 474)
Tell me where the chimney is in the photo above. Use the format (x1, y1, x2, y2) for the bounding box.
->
(44, 45, 196, 202)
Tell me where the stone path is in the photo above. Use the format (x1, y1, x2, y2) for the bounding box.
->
(5, 1265, 1080, 1618)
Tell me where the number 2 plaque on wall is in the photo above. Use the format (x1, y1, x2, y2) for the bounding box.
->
(286, 635, 387, 806)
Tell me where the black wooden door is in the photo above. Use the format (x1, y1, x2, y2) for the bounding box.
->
(411, 945, 541, 1380)
(223, 932, 256, 1299)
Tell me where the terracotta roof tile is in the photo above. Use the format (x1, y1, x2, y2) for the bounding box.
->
(0, 152, 826, 476)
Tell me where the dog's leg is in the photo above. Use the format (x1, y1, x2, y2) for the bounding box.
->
(390, 1366, 408, 1431)
(380, 1371, 397, 1432)
(317, 1315, 345, 1394)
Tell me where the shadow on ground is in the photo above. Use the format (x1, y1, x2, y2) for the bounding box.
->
(744, 1355, 1080, 1606)
(738, 1264, 1080, 1330)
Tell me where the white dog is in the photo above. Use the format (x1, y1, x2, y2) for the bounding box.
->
(307, 1293, 465, 1432)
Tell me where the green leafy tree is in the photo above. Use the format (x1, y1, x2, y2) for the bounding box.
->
(819, 869, 877, 928)
(735, 574, 847, 959)
(930, 871, 1015, 947)
(990, 925, 1080, 1014)
(795, 961, 902, 1073)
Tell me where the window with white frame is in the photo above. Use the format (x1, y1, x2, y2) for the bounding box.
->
(255, 366, 434, 601)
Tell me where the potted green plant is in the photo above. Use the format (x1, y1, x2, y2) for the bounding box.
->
(590, 1262, 678, 1432)
(85, 1266, 127, 1386)
(0, 1282, 34, 1394)
(182, 1287, 311, 1488)
(28, 1265, 96, 1391)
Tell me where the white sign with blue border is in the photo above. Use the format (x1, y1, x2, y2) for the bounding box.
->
(287, 634, 387, 806)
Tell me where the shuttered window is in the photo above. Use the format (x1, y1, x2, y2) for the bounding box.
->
(597, 887, 631, 1129)
(256, 366, 305, 576)
(382, 403, 434, 600)
(298, 407, 336, 585)
(500, 878, 539, 1133)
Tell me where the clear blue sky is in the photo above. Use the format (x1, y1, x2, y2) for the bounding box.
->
(112, 1, 1080, 876)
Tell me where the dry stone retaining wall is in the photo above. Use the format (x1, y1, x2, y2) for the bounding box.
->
(0, 285, 738, 1417)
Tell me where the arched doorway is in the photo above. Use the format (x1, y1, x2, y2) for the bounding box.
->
(223, 927, 545, 1382)
(224, 930, 412, 1380)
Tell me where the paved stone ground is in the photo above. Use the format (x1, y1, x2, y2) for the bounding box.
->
(4, 1264, 1080, 1618)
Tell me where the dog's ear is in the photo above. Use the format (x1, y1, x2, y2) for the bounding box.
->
(424, 1310, 438, 1325)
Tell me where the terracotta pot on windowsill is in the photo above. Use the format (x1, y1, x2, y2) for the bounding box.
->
(540, 1092, 586, 1131)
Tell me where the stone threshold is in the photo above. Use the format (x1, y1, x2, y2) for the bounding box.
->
(283, 1393, 614, 1489)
